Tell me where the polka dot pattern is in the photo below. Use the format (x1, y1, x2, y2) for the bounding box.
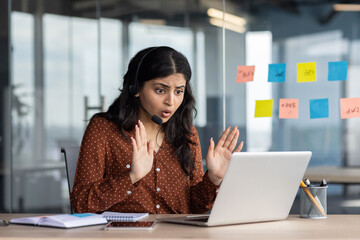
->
(70, 116, 219, 214)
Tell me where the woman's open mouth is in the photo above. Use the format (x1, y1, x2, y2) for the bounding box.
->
(161, 110, 172, 118)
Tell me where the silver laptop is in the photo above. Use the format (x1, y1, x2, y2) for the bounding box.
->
(160, 151, 311, 227)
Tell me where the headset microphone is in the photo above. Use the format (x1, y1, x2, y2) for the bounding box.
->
(139, 102, 163, 125)
(151, 115, 163, 125)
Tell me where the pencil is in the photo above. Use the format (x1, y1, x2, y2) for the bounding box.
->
(300, 180, 325, 216)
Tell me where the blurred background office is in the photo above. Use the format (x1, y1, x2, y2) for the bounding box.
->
(0, 0, 360, 213)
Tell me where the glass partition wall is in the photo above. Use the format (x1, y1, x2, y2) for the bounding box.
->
(1, 0, 360, 213)
(5, 0, 242, 213)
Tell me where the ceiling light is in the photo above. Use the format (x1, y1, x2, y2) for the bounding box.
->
(333, 4, 360, 11)
(207, 8, 246, 26)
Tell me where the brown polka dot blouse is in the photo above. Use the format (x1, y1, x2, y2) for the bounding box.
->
(70, 116, 218, 214)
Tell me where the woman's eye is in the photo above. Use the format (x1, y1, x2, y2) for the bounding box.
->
(155, 89, 164, 94)
(175, 90, 184, 95)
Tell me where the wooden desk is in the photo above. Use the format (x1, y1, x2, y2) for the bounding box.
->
(304, 166, 360, 184)
(1, 214, 360, 239)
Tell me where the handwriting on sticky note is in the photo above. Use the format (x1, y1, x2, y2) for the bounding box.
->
(340, 98, 360, 119)
(297, 62, 316, 82)
(268, 63, 286, 82)
(236, 65, 255, 83)
(255, 100, 273, 118)
(304, 69, 315, 76)
(276, 72, 284, 77)
(346, 107, 360, 114)
(279, 99, 298, 119)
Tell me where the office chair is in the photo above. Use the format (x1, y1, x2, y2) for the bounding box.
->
(61, 146, 80, 212)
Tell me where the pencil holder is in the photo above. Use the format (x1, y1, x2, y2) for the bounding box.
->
(300, 186, 327, 219)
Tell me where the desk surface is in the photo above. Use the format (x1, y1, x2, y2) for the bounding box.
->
(304, 166, 360, 184)
(1, 214, 360, 240)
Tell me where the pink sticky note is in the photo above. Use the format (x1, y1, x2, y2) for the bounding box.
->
(236, 65, 255, 83)
(340, 98, 360, 119)
(279, 99, 299, 119)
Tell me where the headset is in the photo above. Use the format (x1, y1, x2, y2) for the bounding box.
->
(129, 47, 160, 96)
(129, 47, 162, 125)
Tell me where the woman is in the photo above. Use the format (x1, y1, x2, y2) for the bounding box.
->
(70, 46, 243, 214)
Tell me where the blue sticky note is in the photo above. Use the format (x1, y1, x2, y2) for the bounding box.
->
(268, 63, 286, 82)
(328, 61, 348, 81)
(310, 98, 329, 119)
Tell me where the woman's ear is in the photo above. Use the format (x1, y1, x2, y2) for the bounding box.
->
(135, 92, 139, 97)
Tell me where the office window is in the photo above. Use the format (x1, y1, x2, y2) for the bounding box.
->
(245, 31, 273, 151)
(3, 0, 360, 213)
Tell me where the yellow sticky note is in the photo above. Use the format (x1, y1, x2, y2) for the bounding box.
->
(297, 62, 316, 82)
(255, 100, 273, 117)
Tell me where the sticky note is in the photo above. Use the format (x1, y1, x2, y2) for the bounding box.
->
(328, 61, 348, 81)
(340, 98, 360, 119)
(310, 98, 329, 119)
(236, 65, 255, 83)
(255, 100, 273, 117)
(279, 99, 299, 119)
(268, 63, 286, 82)
(297, 62, 316, 82)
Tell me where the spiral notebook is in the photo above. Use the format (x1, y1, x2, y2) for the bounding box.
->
(101, 211, 149, 222)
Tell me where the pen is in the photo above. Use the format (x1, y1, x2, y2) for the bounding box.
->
(300, 180, 325, 216)
(304, 179, 315, 214)
(304, 179, 325, 214)
(304, 179, 312, 187)
(320, 179, 327, 187)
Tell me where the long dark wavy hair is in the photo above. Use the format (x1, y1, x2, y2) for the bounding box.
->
(95, 46, 197, 176)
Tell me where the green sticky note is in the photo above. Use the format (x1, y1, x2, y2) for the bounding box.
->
(255, 100, 273, 117)
(297, 62, 316, 82)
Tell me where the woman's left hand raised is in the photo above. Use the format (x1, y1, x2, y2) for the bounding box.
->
(206, 126, 243, 185)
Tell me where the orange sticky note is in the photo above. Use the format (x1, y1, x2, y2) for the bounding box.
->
(279, 99, 299, 119)
(236, 65, 255, 83)
(340, 98, 360, 119)
(255, 100, 273, 117)
(297, 62, 316, 82)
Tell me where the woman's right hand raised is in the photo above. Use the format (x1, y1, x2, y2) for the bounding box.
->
(129, 120, 154, 184)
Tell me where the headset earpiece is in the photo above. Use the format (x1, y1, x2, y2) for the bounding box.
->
(128, 47, 163, 125)
(129, 47, 159, 97)
(129, 84, 137, 96)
